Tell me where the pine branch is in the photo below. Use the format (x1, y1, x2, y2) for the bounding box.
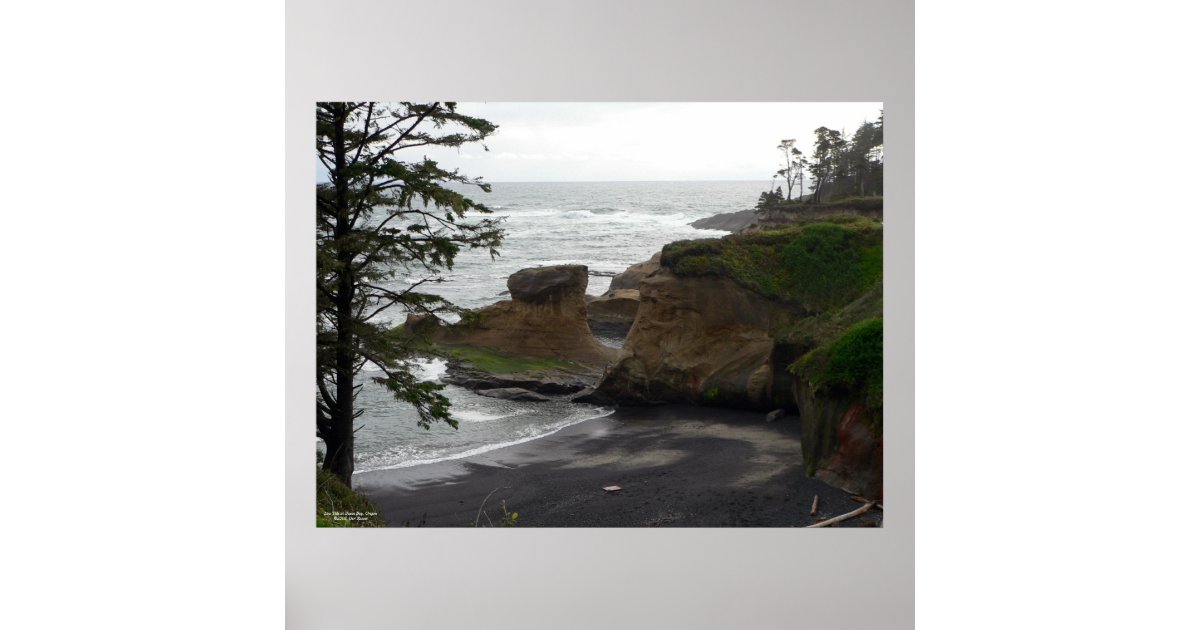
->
(364, 103, 440, 169)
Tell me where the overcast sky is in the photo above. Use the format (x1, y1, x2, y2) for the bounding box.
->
(416, 102, 882, 182)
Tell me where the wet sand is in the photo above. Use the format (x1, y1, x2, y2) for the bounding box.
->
(354, 405, 881, 527)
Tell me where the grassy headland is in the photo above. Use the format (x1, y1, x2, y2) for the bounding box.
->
(662, 215, 882, 312)
(661, 216, 883, 413)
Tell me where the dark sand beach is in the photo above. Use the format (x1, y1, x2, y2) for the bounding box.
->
(354, 405, 882, 527)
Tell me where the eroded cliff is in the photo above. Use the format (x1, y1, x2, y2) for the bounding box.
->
(592, 215, 884, 498)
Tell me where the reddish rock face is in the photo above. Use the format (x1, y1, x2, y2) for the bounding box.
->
(816, 404, 883, 501)
(794, 376, 883, 500)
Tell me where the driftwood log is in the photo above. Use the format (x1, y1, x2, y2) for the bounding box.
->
(810, 494, 820, 516)
(807, 501, 874, 528)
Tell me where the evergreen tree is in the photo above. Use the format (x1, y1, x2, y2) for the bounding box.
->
(316, 102, 504, 485)
(807, 126, 846, 202)
(837, 117, 884, 197)
(773, 139, 807, 201)
(756, 186, 784, 210)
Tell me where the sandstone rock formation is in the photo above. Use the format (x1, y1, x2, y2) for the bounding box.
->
(593, 267, 791, 409)
(585, 288, 641, 338)
(435, 264, 616, 367)
(793, 378, 882, 500)
(587, 219, 884, 500)
(606, 252, 661, 291)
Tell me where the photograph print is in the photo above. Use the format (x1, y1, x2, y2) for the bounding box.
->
(315, 102, 884, 527)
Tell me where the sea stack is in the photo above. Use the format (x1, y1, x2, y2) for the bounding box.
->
(435, 264, 617, 366)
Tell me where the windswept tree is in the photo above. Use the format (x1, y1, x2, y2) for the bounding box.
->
(316, 102, 504, 485)
(806, 126, 846, 202)
(755, 186, 784, 210)
(773, 138, 807, 201)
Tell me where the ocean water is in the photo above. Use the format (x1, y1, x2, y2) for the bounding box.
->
(343, 180, 772, 474)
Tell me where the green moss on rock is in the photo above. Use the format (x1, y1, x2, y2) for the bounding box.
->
(661, 219, 882, 313)
(792, 317, 883, 409)
(660, 238, 726, 276)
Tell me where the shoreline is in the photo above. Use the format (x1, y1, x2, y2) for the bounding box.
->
(354, 405, 881, 527)
(350, 406, 616, 478)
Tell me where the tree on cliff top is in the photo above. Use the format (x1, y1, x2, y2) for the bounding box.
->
(316, 102, 504, 486)
(755, 186, 784, 210)
(829, 114, 883, 199)
(807, 126, 846, 203)
(773, 139, 807, 201)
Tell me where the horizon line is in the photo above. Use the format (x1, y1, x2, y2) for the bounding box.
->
(482, 178, 774, 184)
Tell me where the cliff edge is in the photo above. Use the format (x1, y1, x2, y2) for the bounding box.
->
(592, 216, 884, 498)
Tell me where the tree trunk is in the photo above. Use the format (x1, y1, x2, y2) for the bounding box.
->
(328, 104, 357, 487)
(322, 431, 355, 485)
